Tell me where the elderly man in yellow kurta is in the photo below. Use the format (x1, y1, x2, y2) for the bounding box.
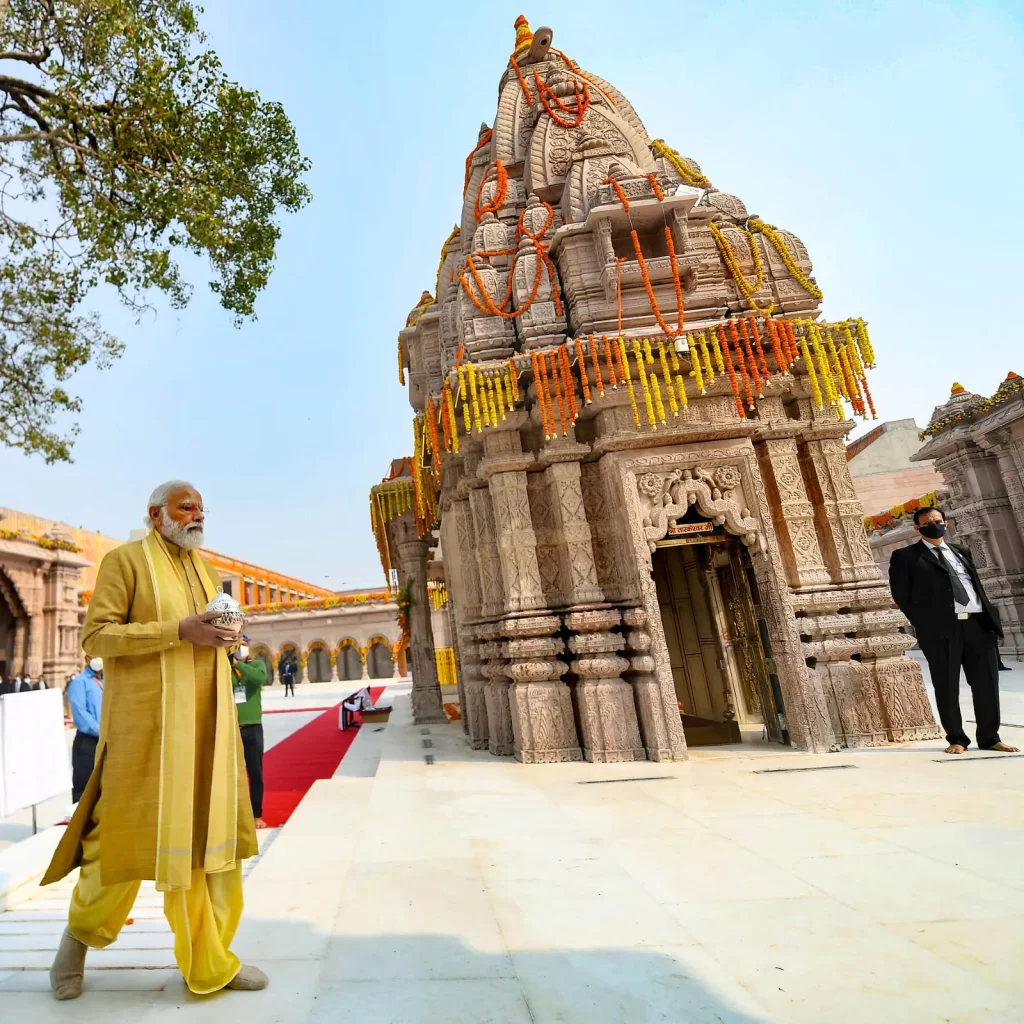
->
(44, 481, 266, 999)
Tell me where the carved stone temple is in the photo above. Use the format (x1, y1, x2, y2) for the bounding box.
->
(376, 16, 939, 760)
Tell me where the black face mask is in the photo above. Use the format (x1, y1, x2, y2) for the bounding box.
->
(919, 522, 946, 539)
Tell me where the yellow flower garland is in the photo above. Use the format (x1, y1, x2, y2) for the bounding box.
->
(749, 217, 823, 301)
(651, 138, 711, 188)
(617, 337, 640, 427)
(799, 338, 823, 408)
(658, 343, 679, 416)
(688, 333, 705, 393)
(855, 319, 876, 368)
(632, 339, 657, 429)
(467, 362, 482, 432)
(651, 367, 668, 424)
(710, 326, 725, 375)
(708, 221, 774, 316)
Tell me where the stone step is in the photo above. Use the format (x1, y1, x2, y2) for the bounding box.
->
(0, 947, 177, 970)
(0, 917, 169, 935)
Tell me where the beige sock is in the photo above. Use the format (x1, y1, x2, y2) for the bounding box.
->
(226, 964, 269, 991)
(50, 927, 88, 1000)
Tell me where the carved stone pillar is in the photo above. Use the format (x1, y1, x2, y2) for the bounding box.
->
(477, 622, 514, 756)
(543, 452, 604, 607)
(482, 431, 546, 614)
(12, 617, 27, 676)
(754, 433, 830, 589)
(568, 609, 644, 762)
(460, 630, 490, 749)
(871, 656, 941, 742)
(622, 607, 687, 761)
(395, 525, 446, 724)
(798, 431, 879, 584)
(469, 486, 505, 620)
(505, 615, 581, 763)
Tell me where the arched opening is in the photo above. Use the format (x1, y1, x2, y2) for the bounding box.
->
(252, 646, 273, 684)
(306, 642, 332, 683)
(278, 644, 301, 685)
(0, 569, 27, 681)
(366, 639, 393, 679)
(337, 640, 362, 681)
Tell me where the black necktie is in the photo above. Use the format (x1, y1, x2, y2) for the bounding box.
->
(929, 545, 971, 606)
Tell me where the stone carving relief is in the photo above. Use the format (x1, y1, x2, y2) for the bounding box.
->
(636, 465, 759, 551)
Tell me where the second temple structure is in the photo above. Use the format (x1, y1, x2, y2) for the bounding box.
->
(370, 17, 939, 762)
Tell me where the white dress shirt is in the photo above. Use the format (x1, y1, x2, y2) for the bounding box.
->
(926, 540, 983, 614)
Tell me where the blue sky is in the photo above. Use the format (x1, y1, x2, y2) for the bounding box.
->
(1, 1, 1021, 588)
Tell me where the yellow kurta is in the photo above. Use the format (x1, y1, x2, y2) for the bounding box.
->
(43, 537, 256, 888)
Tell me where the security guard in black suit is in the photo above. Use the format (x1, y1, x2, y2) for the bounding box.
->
(888, 506, 1018, 754)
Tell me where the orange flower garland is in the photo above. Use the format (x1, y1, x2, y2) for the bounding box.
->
(509, 357, 520, 400)
(747, 316, 770, 379)
(534, 69, 590, 129)
(764, 317, 786, 372)
(631, 228, 685, 337)
(574, 338, 592, 404)
(728, 319, 755, 408)
(736, 318, 763, 399)
(603, 177, 631, 213)
(589, 335, 604, 396)
(550, 351, 569, 436)
(531, 350, 551, 439)
(719, 324, 744, 417)
(598, 335, 614, 387)
(474, 160, 508, 222)
(646, 173, 665, 201)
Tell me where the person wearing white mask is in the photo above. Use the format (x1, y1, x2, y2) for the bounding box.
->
(66, 658, 104, 802)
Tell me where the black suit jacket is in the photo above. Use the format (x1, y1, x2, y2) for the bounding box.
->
(889, 540, 1002, 639)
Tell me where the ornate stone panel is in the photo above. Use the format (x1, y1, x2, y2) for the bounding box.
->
(544, 459, 604, 608)
(754, 436, 831, 588)
(488, 470, 547, 614)
(469, 486, 506, 620)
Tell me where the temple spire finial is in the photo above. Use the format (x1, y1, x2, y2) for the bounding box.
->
(514, 15, 533, 54)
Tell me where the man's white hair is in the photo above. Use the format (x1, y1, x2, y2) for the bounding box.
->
(144, 480, 196, 528)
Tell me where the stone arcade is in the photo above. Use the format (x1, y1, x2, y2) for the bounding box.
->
(380, 17, 938, 762)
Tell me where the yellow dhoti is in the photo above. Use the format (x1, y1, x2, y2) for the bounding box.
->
(68, 796, 243, 995)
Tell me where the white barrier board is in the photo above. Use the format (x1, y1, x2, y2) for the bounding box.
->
(0, 689, 72, 817)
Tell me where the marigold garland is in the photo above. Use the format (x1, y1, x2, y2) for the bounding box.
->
(764, 317, 786, 372)
(444, 380, 460, 452)
(719, 323, 744, 417)
(467, 361, 483, 432)
(747, 316, 770, 379)
(508, 357, 520, 400)
(689, 331, 705, 393)
(651, 138, 711, 188)
(630, 228, 685, 337)
(474, 160, 509, 222)
(617, 337, 640, 427)
(710, 326, 725, 375)
(800, 337, 823, 408)
(604, 335, 618, 389)
(603, 177, 631, 213)
(709, 221, 774, 316)
(646, 173, 665, 202)
(728, 319, 755, 409)
(534, 68, 590, 129)
(658, 342, 678, 416)
(589, 334, 604, 396)
(737, 318, 763, 399)
(632, 339, 657, 429)
(651, 367, 668, 425)
(551, 350, 569, 435)
(574, 338, 592, 404)
(855, 319, 876, 368)
(749, 217, 823, 301)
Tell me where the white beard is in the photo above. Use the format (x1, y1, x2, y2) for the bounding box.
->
(159, 518, 205, 550)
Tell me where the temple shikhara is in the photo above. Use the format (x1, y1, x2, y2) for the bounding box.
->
(371, 17, 939, 761)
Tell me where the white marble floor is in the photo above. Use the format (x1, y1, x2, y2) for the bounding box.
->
(1, 681, 1022, 1023)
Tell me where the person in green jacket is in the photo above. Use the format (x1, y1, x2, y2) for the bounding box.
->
(232, 636, 268, 829)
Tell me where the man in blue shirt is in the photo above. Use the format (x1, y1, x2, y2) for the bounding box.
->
(66, 658, 104, 803)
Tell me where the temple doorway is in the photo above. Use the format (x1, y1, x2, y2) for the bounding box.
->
(653, 525, 785, 747)
(307, 645, 332, 683)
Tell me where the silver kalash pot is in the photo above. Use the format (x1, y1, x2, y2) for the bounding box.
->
(206, 590, 245, 631)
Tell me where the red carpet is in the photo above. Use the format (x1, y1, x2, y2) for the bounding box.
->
(260, 687, 385, 827)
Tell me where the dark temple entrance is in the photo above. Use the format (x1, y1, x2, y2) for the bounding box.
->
(652, 521, 786, 747)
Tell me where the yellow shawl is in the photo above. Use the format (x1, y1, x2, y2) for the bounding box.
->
(142, 531, 238, 891)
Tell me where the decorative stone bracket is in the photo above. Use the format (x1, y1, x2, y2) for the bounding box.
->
(636, 465, 760, 551)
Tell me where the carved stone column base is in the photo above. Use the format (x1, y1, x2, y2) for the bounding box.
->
(568, 610, 644, 763)
(478, 624, 514, 756)
(815, 660, 889, 748)
(872, 656, 941, 742)
(506, 615, 581, 763)
(412, 686, 448, 724)
(509, 682, 582, 763)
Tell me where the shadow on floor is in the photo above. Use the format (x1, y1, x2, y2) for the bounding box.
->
(0, 924, 773, 1023)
